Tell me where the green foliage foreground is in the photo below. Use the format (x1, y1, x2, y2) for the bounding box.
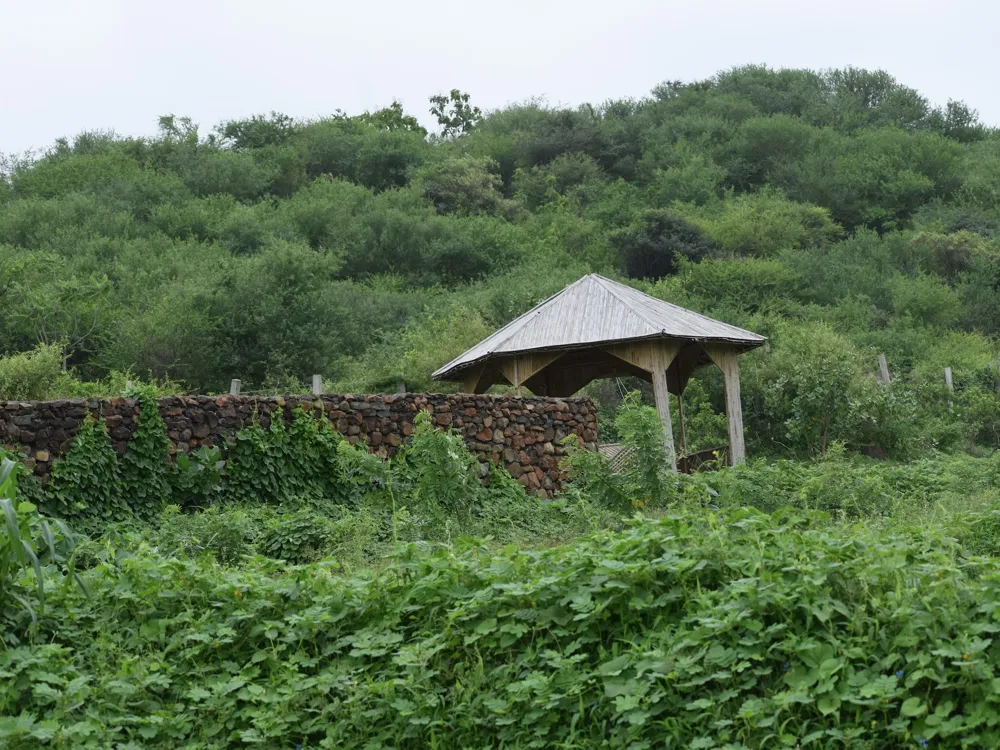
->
(2, 503, 1000, 748)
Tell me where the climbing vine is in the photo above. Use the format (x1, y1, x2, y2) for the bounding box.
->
(119, 385, 171, 522)
(47, 417, 127, 523)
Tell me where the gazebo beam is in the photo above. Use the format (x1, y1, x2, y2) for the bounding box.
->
(705, 344, 746, 465)
(462, 364, 486, 394)
(500, 352, 562, 392)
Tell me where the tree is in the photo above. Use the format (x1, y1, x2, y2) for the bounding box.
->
(418, 155, 514, 216)
(217, 112, 298, 150)
(356, 101, 427, 136)
(610, 209, 717, 280)
(11, 274, 111, 370)
(429, 89, 482, 138)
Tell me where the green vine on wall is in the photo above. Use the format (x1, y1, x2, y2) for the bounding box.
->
(225, 406, 349, 506)
(47, 417, 127, 523)
(119, 386, 171, 522)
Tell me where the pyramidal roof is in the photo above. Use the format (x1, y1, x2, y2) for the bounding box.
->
(433, 274, 766, 380)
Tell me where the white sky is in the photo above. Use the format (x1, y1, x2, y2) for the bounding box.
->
(1, 0, 997, 154)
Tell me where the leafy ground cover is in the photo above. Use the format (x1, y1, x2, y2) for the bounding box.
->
(5, 501, 1000, 748)
(3, 398, 1000, 747)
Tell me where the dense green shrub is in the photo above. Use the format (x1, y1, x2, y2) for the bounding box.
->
(169, 445, 226, 509)
(0, 343, 64, 401)
(152, 504, 260, 565)
(8, 506, 1000, 747)
(564, 392, 677, 511)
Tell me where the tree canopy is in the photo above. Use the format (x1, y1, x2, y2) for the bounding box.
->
(4, 65, 1000, 456)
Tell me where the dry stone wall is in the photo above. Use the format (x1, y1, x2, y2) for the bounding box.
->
(0, 393, 598, 497)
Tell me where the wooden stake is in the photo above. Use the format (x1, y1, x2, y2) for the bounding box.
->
(229, 379, 241, 396)
(877, 354, 892, 393)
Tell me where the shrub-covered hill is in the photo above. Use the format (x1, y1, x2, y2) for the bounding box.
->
(4, 505, 1000, 748)
(4, 65, 1000, 461)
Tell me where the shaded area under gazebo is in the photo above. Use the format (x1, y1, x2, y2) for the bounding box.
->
(432, 274, 766, 470)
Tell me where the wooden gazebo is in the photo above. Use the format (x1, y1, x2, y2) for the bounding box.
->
(432, 274, 766, 470)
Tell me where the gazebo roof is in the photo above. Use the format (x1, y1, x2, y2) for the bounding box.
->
(433, 274, 766, 380)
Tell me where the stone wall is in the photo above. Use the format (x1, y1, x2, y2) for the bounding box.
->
(0, 393, 598, 497)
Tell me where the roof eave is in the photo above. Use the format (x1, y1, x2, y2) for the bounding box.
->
(431, 332, 767, 381)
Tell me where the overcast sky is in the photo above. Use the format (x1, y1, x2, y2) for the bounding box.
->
(2, 0, 997, 154)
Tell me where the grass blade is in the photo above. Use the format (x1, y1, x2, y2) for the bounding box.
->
(1, 497, 24, 563)
(21, 538, 44, 608)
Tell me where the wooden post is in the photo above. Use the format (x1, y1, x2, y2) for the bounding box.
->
(229, 379, 241, 396)
(648, 342, 680, 473)
(312, 375, 323, 395)
(944, 366, 954, 413)
(396, 375, 406, 395)
(877, 354, 892, 393)
(676, 393, 688, 456)
(650, 361, 677, 473)
(513, 358, 521, 396)
(706, 345, 746, 466)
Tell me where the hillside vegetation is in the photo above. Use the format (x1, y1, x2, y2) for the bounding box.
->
(8, 66, 1000, 748)
(3, 66, 1000, 460)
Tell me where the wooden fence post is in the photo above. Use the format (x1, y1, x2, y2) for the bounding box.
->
(877, 354, 892, 394)
(944, 366, 954, 413)
(312, 375, 323, 395)
(229, 379, 241, 396)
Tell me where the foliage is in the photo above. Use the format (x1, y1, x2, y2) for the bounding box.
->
(417, 155, 515, 217)
(0, 343, 64, 401)
(152, 503, 259, 565)
(169, 445, 226, 509)
(751, 322, 871, 455)
(610, 208, 718, 279)
(118, 385, 171, 521)
(429, 89, 483, 138)
(256, 506, 379, 565)
(224, 408, 347, 506)
(565, 392, 676, 511)
(46, 417, 126, 523)
(0, 464, 78, 644)
(10, 503, 1000, 746)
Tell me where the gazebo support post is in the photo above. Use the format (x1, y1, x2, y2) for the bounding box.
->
(649, 344, 680, 473)
(676, 393, 687, 457)
(705, 345, 746, 465)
